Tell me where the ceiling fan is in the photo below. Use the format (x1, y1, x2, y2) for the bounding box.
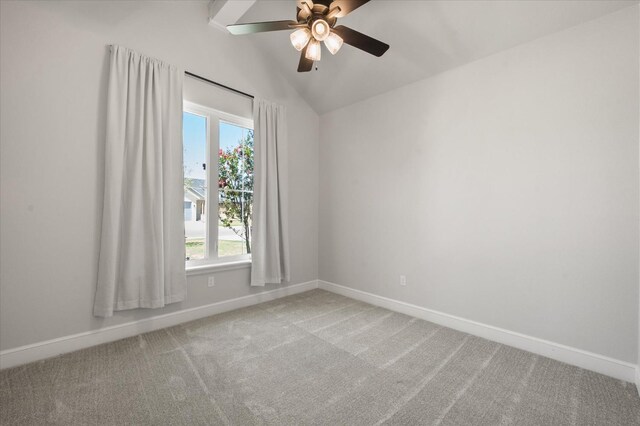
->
(227, 0, 389, 72)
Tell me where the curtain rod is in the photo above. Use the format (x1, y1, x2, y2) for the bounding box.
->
(185, 71, 254, 100)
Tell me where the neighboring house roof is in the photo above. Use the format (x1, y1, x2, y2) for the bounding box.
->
(185, 178, 206, 202)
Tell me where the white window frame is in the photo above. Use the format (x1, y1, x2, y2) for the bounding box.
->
(184, 100, 254, 270)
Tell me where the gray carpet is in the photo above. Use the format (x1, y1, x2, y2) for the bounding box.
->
(1, 289, 639, 425)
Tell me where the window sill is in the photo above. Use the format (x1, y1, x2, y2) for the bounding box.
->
(186, 259, 251, 276)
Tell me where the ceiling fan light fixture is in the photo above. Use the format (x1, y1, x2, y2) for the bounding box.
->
(305, 39, 322, 61)
(311, 19, 330, 41)
(290, 28, 311, 51)
(226, 0, 390, 73)
(324, 32, 343, 55)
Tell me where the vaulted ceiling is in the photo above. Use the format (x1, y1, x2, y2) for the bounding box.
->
(231, 0, 637, 114)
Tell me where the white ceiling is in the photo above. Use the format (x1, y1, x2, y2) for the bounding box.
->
(234, 0, 638, 114)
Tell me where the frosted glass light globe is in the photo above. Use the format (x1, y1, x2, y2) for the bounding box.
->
(305, 39, 321, 61)
(324, 32, 343, 55)
(311, 19, 330, 41)
(290, 28, 311, 51)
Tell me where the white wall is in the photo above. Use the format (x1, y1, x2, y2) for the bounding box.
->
(319, 7, 639, 363)
(0, 1, 319, 351)
(1, 0, 637, 370)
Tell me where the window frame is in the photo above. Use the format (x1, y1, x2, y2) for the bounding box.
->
(183, 100, 254, 270)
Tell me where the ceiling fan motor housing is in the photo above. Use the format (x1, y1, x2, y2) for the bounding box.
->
(297, 3, 337, 30)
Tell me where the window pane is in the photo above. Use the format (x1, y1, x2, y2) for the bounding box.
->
(218, 122, 253, 258)
(183, 112, 207, 261)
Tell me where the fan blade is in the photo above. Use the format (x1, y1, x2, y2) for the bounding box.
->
(227, 20, 297, 35)
(331, 25, 389, 57)
(296, 0, 314, 19)
(298, 45, 314, 72)
(329, 0, 370, 18)
(297, 0, 314, 9)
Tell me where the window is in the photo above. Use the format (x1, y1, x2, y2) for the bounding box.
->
(183, 101, 253, 266)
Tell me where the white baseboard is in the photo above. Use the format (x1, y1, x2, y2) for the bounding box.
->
(4, 279, 636, 385)
(0, 280, 318, 370)
(319, 280, 637, 383)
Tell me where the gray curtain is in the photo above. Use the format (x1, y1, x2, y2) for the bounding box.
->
(94, 45, 186, 317)
(251, 98, 290, 286)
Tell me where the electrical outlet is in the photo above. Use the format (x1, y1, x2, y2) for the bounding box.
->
(400, 275, 407, 286)
(208, 276, 215, 287)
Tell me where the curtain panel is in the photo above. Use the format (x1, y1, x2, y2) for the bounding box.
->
(251, 98, 291, 286)
(94, 45, 186, 317)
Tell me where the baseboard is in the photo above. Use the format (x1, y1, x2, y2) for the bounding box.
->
(0, 280, 319, 370)
(319, 280, 637, 383)
(4, 279, 636, 384)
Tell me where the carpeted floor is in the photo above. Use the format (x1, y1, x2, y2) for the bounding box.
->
(1, 289, 639, 425)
